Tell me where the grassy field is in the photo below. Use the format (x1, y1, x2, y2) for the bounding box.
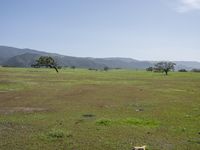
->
(0, 67, 199, 150)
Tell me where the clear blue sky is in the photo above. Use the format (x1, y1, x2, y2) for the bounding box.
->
(1, 0, 200, 61)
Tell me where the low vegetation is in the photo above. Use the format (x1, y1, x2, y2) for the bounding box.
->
(0, 67, 199, 149)
(191, 68, 200, 72)
(47, 129, 65, 139)
(178, 69, 188, 72)
(96, 118, 159, 127)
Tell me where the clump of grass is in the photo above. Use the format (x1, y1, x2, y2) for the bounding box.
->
(47, 129, 65, 139)
(37, 129, 72, 141)
(96, 119, 112, 126)
(96, 118, 159, 127)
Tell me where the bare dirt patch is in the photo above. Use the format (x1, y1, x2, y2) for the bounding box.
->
(0, 80, 13, 84)
(0, 107, 48, 114)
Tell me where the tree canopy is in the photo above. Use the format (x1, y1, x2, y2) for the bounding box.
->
(32, 56, 58, 72)
(154, 62, 176, 75)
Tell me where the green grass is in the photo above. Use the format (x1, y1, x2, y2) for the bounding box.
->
(0, 67, 200, 150)
(47, 129, 66, 139)
(96, 118, 159, 127)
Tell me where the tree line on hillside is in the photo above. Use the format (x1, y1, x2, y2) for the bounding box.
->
(30, 56, 200, 74)
(31, 56, 112, 72)
(146, 62, 200, 74)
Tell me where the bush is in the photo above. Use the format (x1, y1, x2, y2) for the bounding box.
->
(191, 69, 200, 72)
(146, 67, 153, 71)
(104, 66, 109, 71)
(88, 68, 98, 71)
(71, 66, 76, 69)
(178, 69, 187, 72)
(2, 65, 9, 67)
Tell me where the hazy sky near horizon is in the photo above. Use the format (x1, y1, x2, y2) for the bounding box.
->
(1, 0, 200, 61)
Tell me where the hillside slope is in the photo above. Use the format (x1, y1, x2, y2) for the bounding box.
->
(1, 46, 200, 70)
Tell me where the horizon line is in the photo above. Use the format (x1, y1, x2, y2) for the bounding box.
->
(0, 45, 199, 63)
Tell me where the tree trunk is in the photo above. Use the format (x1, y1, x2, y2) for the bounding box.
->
(164, 70, 168, 75)
(53, 66, 59, 73)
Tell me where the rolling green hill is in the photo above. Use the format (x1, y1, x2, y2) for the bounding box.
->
(1, 46, 200, 70)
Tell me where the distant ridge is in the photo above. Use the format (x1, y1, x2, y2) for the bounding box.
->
(0, 45, 200, 70)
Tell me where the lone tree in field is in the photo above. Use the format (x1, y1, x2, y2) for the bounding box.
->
(154, 61, 176, 75)
(33, 56, 59, 72)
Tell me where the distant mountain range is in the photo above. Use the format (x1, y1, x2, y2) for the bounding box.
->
(0, 46, 200, 70)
